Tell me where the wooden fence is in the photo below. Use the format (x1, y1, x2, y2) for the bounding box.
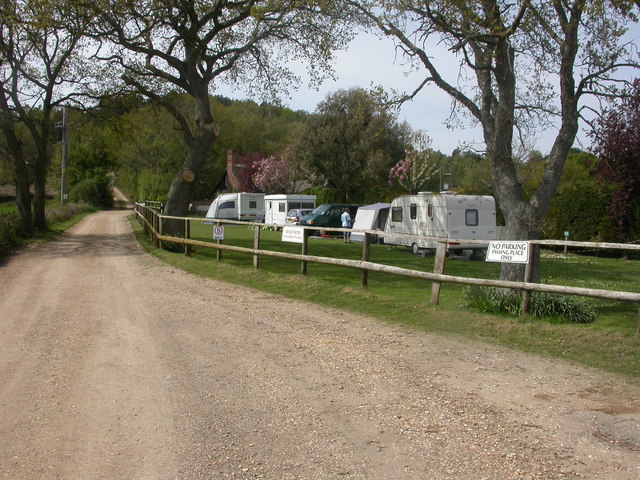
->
(134, 202, 640, 332)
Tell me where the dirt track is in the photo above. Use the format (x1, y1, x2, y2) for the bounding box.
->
(1, 207, 639, 479)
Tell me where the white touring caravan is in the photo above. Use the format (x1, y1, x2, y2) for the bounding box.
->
(384, 192, 497, 255)
(264, 194, 316, 227)
(205, 192, 265, 221)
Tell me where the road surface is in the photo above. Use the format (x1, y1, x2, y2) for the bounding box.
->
(1, 208, 639, 479)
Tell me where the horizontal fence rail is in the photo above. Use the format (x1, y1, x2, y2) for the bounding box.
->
(134, 203, 640, 332)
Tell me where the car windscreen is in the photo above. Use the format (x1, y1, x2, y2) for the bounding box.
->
(310, 205, 330, 215)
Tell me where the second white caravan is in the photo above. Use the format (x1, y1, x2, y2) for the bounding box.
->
(205, 193, 265, 221)
(384, 192, 497, 255)
(264, 194, 316, 227)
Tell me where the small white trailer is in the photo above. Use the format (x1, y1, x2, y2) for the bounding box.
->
(205, 192, 265, 221)
(264, 194, 316, 227)
(351, 203, 390, 244)
(384, 192, 497, 255)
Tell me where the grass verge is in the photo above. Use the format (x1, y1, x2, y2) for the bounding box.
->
(0, 201, 97, 258)
(130, 215, 640, 380)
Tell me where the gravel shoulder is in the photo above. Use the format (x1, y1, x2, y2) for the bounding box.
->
(0, 208, 639, 479)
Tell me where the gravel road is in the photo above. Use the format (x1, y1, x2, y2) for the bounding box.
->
(1, 208, 639, 479)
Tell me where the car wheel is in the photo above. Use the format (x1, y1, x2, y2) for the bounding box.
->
(411, 243, 420, 255)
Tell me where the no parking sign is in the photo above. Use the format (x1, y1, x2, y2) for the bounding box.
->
(213, 225, 224, 240)
(486, 241, 530, 263)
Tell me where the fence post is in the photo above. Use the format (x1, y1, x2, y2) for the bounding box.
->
(147, 207, 152, 237)
(301, 228, 309, 275)
(184, 218, 190, 256)
(149, 208, 154, 240)
(158, 214, 163, 250)
(216, 222, 222, 261)
(521, 244, 536, 314)
(253, 224, 260, 269)
(360, 232, 370, 287)
(430, 241, 447, 305)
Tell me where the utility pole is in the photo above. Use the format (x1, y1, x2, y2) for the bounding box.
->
(60, 106, 68, 204)
(439, 159, 453, 192)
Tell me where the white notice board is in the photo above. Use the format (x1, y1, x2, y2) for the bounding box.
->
(486, 241, 530, 263)
(282, 226, 304, 243)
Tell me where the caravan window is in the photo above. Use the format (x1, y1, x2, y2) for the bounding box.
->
(220, 201, 235, 209)
(249, 200, 257, 208)
(428, 204, 433, 217)
(289, 201, 315, 210)
(466, 209, 479, 226)
(410, 203, 417, 220)
(278, 202, 286, 212)
(391, 206, 403, 222)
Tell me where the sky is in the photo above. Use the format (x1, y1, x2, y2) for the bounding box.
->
(217, 31, 485, 155)
(216, 24, 640, 157)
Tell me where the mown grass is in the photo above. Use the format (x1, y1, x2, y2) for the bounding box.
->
(131, 216, 640, 379)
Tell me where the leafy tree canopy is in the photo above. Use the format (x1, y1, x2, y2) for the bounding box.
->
(291, 87, 412, 202)
(589, 79, 640, 242)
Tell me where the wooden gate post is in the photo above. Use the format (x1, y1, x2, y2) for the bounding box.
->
(360, 232, 370, 287)
(216, 222, 222, 261)
(430, 241, 447, 305)
(253, 224, 260, 269)
(184, 218, 190, 255)
(301, 228, 309, 275)
(521, 244, 536, 314)
(157, 214, 163, 249)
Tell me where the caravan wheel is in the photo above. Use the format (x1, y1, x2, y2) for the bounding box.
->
(411, 243, 420, 255)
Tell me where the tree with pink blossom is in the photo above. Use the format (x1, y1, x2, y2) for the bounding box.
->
(388, 148, 441, 194)
(253, 149, 308, 193)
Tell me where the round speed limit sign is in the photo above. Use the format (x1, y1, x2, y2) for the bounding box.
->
(213, 225, 224, 240)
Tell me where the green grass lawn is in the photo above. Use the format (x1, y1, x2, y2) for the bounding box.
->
(134, 216, 640, 379)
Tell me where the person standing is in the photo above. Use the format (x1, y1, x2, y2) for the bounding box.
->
(341, 208, 352, 243)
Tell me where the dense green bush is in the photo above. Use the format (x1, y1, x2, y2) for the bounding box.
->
(529, 291, 597, 323)
(545, 181, 615, 242)
(45, 202, 96, 225)
(69, 176, 114, 209)
(0, 211, 23, 256)
(462, 286, 596, 323)
(136, 169, 172, 203)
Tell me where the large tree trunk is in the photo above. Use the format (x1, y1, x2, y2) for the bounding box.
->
(498, 201, 540, 282)
(496, 6, 581, 283)
(32, 147, 48, 232)
(2, 128, 34, 237)
(163, 94, 218, 238)
(13, 151, 33, 237)
(0, 90, 34, 237)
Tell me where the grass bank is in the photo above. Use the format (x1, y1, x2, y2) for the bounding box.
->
(0, 200, 97, 258)
(131, 216, 640, 379)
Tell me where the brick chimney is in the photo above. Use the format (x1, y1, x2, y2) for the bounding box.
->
(226, 149, 239, 190)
